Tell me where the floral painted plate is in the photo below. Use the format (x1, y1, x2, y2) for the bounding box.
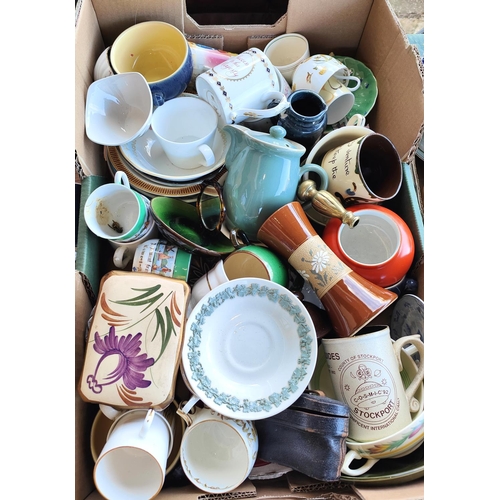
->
(182, 278, 318, 419)
(78, 270, 190, 409)
(335, 56, 378, 120)
(119, 127, 229, 182)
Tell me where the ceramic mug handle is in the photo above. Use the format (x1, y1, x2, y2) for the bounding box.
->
(198, 144, 215, 167)
(114, 170, 130, 189)
(340, 75, 361, 91)
(232, 91, 290, 122)
(113, 246, 133, 269)
(393, 334, 425, 413)
(138, 409, 156, 438)
(176, 394, 201, 426)
(341, 450, 379, 476)
(346, 114, 366, 127)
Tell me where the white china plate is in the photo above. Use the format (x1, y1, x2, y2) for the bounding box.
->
(119, 127, 229, 182)
(182, 278, 318, 420)
(390, 294, 424, 342)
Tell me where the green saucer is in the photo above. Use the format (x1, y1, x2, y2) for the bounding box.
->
(151, 197, 235, 257)
(336, 56, 378, 120)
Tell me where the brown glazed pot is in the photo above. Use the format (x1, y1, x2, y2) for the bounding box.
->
(257, 202, 397, 338)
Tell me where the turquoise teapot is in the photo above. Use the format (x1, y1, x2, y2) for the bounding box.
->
(222, 125, 329, 241)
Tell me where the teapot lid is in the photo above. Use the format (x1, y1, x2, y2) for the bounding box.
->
(225, 124, 306, 157)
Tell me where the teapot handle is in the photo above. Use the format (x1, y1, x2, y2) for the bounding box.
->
(230, 92, 289, 122)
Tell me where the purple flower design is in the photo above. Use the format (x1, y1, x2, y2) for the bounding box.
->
(86, 326, 154, 394)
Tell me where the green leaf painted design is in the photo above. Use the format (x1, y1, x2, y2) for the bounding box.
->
(110, 285, 176, 363)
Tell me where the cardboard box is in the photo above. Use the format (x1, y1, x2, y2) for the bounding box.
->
(75, 1, 424, 498)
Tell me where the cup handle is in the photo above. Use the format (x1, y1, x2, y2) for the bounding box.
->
(176, 394, 200, 426)
(113, 246, 133, 269)
(139, 408, 156, 438)
(114, 171, 130, 189)
(198, 144, 215, 166)
(393, 334, 424, 413)
(340, 76, 361, 92)
(341, 450, 379, 477)
(346, 114, 366, 127)
(232, 91, 289, 122)
(99, 404, 123, 421)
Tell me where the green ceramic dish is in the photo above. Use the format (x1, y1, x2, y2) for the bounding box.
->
(340, 443, 424, 486)
(150, 196, 235, 257)
(335, 56, 378, 120)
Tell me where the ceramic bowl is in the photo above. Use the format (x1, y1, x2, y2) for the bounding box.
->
(323, 204, 415, 288)
(150, 196, 235, 257)
(85, 72, 153, 146)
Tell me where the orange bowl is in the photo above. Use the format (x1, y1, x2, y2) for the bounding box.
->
(323, 204, 414, 287)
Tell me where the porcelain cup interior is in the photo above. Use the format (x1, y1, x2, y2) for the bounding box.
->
(85, 72, 153, 146)
(110, 21, 193, 107)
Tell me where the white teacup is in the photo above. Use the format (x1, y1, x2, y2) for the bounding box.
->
(196, 47, 290, 125)
(84, 172, 148, 242)
(94, 409, 173, 499)
(151, 96, 218, 169)
(177, 396, 258, 493)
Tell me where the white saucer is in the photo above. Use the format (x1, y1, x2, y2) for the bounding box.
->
(119, 127, 229, 182)
(182, 278, 318, 420)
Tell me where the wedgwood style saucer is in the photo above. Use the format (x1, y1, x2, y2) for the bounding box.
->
(182, 278, 318, 420)
(335, 56, 378, 120)
(119, 127, 229, 182)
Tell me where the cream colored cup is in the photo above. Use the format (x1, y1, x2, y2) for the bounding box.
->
(94, 409, 173, 499)
(177, 396, 258, 494)
(196, 48, 290, 125)
(322, 327, 424, 442)
(264, 33, 310, 85)
(292, 54, 361, 124)
(321, 132, 403, 204)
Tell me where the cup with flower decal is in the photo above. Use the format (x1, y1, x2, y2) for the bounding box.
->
(321, 326, 424, 443)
